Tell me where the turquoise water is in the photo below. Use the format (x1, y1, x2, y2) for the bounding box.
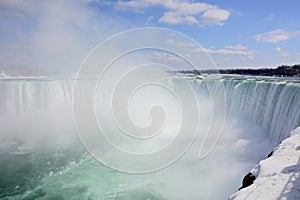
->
(0, 144, 171, 200)
(0, 122, 275, 200)
(0, 145, 159, 200)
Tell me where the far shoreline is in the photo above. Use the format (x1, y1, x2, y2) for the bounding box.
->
(177, 64, 300, 77)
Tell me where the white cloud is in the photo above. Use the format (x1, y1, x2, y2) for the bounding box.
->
(114, 0, 230, 26)
(147, 15, 154, 21)
(165, 39, 197, 49)
(115, 0, 215, 13)
(200, 9, 230, 26)
(153, 51, 183, 63)
(159, 12, 198, 25)
(274, 47, 291, 56)
(275, 47, 282, 52)
(165, 39, 175, 44)
(255, 29, 300, 43)
(195, 45, 253, 56)
(211, 49, 251, 56)
(225, 44, 247, 51)
(240, 55, 254, 61)
(165, 39, 252, 57)
(280, 52, 289, 57)
(176, 41, 196, 48)
(247, 55, 254, 60)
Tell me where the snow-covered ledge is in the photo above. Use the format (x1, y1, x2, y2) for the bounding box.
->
(229, 127, 300, 200)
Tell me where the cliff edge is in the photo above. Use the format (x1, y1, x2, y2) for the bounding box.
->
(229, 127, 300, 200)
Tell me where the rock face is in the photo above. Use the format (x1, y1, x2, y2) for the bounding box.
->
(238, 173, 256, 190)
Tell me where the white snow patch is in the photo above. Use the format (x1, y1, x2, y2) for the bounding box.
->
(229, 127, 300, 200)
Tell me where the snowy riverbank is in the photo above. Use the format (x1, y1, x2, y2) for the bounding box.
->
(229, 127, 300, 200)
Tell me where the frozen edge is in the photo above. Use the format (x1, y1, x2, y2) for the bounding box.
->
(229, 127, 300, 200)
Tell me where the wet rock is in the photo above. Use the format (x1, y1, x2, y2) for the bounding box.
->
(239, 173, 256, 190)
(267, 151, 273, 158)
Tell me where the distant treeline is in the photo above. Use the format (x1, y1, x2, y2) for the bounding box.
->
(178, 64, 300, 77)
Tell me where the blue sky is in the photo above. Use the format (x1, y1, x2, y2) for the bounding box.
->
(0, 0, 300, 74)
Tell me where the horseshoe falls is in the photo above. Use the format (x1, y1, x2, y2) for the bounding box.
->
(188, 75, 300, 143)
(0, 75, 300, 200)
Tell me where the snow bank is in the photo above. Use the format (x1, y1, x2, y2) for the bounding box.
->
(229, 127, 300, 200)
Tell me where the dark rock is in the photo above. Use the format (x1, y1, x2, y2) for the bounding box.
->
(238, 173, 256, 190)
(267, 151, 273, 158)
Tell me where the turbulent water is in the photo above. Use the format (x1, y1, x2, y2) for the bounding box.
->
(0, 74, 299, 200)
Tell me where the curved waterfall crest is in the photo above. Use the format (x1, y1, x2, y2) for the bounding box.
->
(1, 75, 299, 143)
(183, 75, 300, 143)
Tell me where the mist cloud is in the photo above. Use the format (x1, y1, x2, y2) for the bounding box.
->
(0, 0, 128, 75)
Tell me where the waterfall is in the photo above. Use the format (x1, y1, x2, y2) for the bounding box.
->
(1, 75, 299, 144)
(0, 79, 74, 113)
(186, 76, 300, 143)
